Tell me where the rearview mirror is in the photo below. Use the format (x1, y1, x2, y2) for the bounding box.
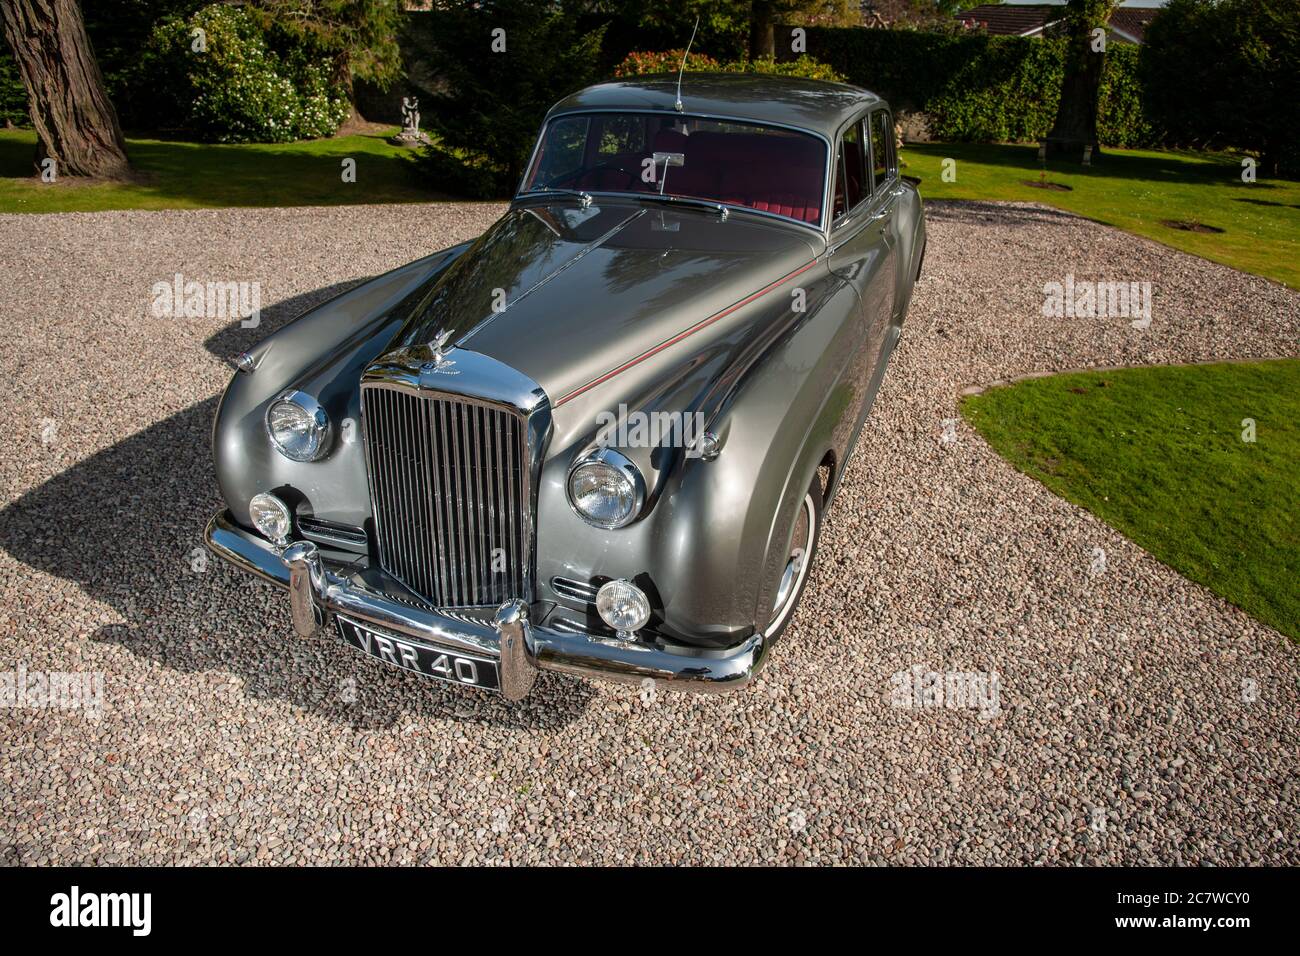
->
(653, 151, 685, 168)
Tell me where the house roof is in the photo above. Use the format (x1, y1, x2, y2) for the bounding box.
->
(1110, 7, 1160, 43)
(954, 4, 1063, 36)
(955, 3, 1163, 43)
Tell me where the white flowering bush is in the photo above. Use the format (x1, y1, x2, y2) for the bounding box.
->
(146, 4, 350, 143)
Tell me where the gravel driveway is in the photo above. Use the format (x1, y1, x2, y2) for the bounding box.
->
(1, 200, 1296, 865)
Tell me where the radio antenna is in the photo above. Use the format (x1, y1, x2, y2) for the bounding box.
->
(674, 15, 700, 113)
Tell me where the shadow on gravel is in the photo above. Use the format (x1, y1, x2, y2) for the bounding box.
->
(0, 281, 595, 731)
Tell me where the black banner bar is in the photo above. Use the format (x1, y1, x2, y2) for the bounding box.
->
(0, 866, 1282, 941)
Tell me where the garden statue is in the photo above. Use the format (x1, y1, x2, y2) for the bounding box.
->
(390, 96, 431, 147)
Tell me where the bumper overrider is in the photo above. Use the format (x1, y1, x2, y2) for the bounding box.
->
(205, 511, 768, 701)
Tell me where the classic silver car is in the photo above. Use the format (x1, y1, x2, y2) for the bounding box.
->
(206, 74, 926, 700)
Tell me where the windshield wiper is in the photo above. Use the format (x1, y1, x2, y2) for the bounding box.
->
(636, 192, 730, 220)
(520, 186, 593, 208)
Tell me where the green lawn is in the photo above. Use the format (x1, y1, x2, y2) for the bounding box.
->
(961, 360, 1300, 642)
(0, 128, 440, 212)
(901, 142, 1300, 290)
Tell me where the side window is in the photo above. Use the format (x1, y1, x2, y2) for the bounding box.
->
(833, 145, 847, 220)
(833, 119, 869, 223)
(842, 121, 867, 210)
(869, 110, 894, 190)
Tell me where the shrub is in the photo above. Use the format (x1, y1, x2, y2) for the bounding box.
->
(612, 49, 722, 77)
(613, 50, 844, 82)
(733, 55, 846, 82)
(1097, 45, 1151, 150)
(803, 26, 1156, 148)
(414, 143, 504, 201)
(140, 3, 350, 142)
(81, 0, 204, 128)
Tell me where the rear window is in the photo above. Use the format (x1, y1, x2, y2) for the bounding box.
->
(833, 120, 869, 220)
(525, 112, 827, 227)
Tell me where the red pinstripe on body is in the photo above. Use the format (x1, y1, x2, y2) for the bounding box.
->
(554, 259, 818, 407)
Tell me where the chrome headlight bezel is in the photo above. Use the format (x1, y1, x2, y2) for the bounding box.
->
(566, 447, 646, 530)
(265, 390, 332, 462)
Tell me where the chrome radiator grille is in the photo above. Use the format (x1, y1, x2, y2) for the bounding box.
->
(361, 383, 528, 608)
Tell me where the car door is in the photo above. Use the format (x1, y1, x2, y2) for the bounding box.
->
(827, 112, 896, 402)
(866, 109, 904, 334)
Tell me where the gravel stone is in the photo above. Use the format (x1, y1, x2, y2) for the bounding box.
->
(0, 200, 1296, 865)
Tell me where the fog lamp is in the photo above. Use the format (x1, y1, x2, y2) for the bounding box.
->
(249, 492, 292, 548)
(596, 579, 650, 639)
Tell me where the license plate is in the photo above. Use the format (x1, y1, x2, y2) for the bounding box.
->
(335, 616, 500, 691)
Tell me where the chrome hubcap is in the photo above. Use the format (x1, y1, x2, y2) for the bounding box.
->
(767, 491, 815, 636)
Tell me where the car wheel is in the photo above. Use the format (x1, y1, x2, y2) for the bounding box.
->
(764, 475, 823, 641)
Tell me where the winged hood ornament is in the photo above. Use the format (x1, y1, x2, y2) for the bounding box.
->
(423, 328, 456, 372)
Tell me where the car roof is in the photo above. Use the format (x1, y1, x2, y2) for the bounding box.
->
(546, 73, 882, 140)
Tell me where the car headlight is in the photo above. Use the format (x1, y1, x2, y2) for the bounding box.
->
(567, 448, 645, 529)
(266, 391, 331, 462)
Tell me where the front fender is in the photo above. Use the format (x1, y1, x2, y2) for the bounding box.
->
(533, 260, 861, 645)
(677, 269, 862, 639)
(213, 243, 472, 528)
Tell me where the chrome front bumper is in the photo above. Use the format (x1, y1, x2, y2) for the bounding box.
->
(204, 511, 767, 701)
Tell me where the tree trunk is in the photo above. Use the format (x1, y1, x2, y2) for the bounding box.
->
(1045, 0, 1114, 161)
(749, 1, 776, 60)
(0, 0, 130, 179)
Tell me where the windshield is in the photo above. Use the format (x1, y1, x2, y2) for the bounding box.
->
(522, 111, 827, 228)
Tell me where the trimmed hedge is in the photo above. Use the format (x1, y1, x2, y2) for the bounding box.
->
(802, 27, 1155, 148)
(613, 51, 844, 82)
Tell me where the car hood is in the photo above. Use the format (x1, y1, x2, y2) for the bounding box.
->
(388, 198, 823, 407)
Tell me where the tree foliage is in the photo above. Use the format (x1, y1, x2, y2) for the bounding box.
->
(613, 49, 845, 82)
(806, 26, 1154, 147)
(627, 0, 854, 60)
(242, 0, 405, 94)
(413, 0, 607, 195)
(1141, 0, 1299, 175)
